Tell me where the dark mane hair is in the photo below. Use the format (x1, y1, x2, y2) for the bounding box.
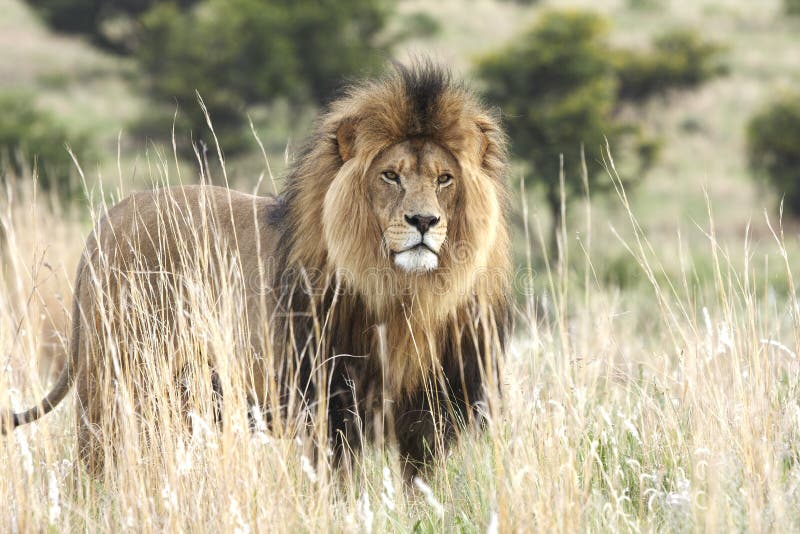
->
(396, 61, 456, 137)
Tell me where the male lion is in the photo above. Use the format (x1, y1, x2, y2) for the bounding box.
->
(2, 63, 511, 479)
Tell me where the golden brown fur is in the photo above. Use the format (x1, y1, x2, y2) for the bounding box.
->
(2, 62, 511, 478)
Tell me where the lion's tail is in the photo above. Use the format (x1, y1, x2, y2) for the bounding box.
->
(1, 258, 86, 433)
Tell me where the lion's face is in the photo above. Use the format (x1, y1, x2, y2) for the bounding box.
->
(318, 67, 509, 317)
(366, 140, 459, 273)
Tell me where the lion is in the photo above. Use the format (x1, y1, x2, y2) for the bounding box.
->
(2, 62, 512, 479)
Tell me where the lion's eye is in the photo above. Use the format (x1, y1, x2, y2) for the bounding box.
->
(437, 173, 454, 186)
(381, 171, 400, 184)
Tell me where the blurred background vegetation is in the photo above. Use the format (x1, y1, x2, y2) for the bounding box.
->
(1, 0, 799, 290)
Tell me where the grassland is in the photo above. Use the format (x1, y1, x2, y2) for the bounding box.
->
(2, 0, 800, 531)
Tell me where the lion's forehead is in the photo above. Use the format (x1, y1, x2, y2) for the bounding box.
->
(374, 139, 458, 176)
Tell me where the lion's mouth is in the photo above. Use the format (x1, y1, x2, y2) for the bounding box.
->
(400, 242, 437, 255)
(392, 243, 439, 272)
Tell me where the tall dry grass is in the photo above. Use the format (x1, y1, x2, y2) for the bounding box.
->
(0, 175, 80, 383)
(1, 147, 799, 532)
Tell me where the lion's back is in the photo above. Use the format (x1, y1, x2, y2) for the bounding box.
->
(85, 185, 277, 267)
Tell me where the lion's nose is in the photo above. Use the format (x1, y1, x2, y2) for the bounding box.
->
(405, 214, 440, 234)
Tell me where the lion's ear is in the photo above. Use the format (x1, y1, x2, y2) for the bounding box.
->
(476, 115, 507, 176)
(479, 129, 491, 162)
(336, 119, 358, 162)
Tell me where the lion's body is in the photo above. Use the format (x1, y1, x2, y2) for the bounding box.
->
(3, 63, 511, 478)
(43, 186, 282, 473)
(82, 185, 280, 372)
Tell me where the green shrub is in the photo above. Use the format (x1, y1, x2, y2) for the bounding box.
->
(135, 0, 392, 156)
(395, 11, 441, 41)
(747, 92, 800, 214)
(24, 0, 200, 54)
(28, 0, 394, 158)
(0, 93, 92, 199)
(626, 0, 663, 9)
(476, 10, 724, 248)
(476, 10, 646, 242)
(615, 29, 726, 102)
(785, 0, 800, 15)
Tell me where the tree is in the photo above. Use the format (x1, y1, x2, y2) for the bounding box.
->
(747, 92, 800, 215)
(476, 9, 724, 250)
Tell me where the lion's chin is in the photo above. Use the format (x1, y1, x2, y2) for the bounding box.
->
(394, 247, 439, 273)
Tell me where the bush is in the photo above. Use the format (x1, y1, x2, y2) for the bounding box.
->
(135, 0, 392, 156)
(24, 0, 200, 54)
(785, 0, 800, 15)
(615, 29, 727, 102)
(476, 9, 724, 248)
(747, 92, 800, 214)
(394, 11, 441, 41)
(28, 0, 394, 158)
(626, 0, 663, 9)
(476, 11, 643, 237)
(0, 93, 92, 199)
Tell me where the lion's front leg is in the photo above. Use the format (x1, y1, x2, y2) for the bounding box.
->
(394, 305, 507, 480)
(394, 333, 499, 482)
(324, 357, 371, 470)
(393, 387, 465, 482)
